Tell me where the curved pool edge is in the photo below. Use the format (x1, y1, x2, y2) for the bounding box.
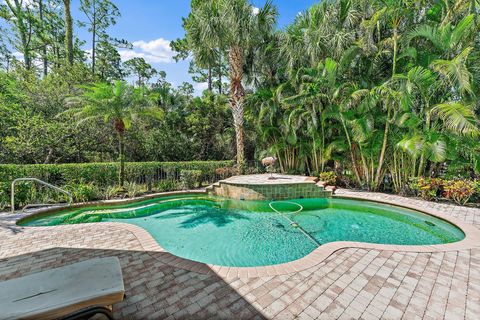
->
(11, 191, 480, 278)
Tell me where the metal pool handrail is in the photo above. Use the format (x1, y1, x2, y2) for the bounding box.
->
(269, 201, 321, 247)
(11, 178, 73, 213)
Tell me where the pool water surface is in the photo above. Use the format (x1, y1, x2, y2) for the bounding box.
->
(20, 196, 465, 267)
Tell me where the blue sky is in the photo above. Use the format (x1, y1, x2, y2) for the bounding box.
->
(73, 0, 318, 93)
(3, 1, 317, 93)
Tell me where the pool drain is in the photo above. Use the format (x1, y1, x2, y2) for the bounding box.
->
(269, 201, 321, 247)
(425, 221, 436, 227)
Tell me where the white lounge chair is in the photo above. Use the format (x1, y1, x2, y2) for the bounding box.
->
(0, 257, 125, 320)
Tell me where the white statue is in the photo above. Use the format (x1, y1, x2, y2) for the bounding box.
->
(261, 156, 277, 179)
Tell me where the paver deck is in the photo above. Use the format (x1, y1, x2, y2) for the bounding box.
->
(1, 189, 479, 319)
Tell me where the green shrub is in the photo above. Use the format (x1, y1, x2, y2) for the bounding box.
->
(319, 171, 337, 185)
(0, 161, 234, 207)
(102, 185, 122, 200)
(11, 182, 36, 209)
(0, 161, 233, 187)
(155, 180, 181, 192)
(473, 180, 480, 203)
(180, 170, 203, 189)
(245, 166, 263, 174)
(124, 182, 144, 198)
(0, 182, 8, 211)
(215, 167, 239, 178)
(65, 183, 100, 203)
(37, 187, 63, 204)
(409, 177, 444, 201)
(443, 180, 476, 205)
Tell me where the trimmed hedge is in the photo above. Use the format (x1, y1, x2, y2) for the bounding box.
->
(180, 169, 203, 189)
(0, 161, 235, 187)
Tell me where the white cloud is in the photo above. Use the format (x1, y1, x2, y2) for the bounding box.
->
(84, 49, 92, 62)
(118, 38, 175, 64)
(10, 51, 47, 69)
(252, 6, 260, 15)
(193, 82, 209, 96)
(194, 82, 209, 91)
(12, 51, 23, 60)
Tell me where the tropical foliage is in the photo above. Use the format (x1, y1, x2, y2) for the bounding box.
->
(243, 0, 480, 193)
(63, 80, 162, 186)
(1, 0, 480, 206)
(179, 0, 277, 167)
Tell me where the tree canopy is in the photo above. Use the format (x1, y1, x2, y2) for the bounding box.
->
(1, 0, 479, 194)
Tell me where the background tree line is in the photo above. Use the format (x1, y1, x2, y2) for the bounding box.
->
(0, 0, 235, 169)
(178, 0, 480, 194)
(1, 0, 480, 197)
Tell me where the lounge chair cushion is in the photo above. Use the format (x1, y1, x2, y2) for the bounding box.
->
(0, 257, 125, 320)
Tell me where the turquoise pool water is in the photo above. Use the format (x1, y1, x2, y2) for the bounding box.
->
(20, 196, 465, 267)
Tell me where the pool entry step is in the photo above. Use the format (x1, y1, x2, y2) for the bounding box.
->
(206, 174, 336, 201)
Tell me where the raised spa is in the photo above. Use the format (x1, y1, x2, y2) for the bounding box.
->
(19, 196, 465, 267)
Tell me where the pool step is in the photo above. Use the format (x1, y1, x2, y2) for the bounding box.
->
(315, 180, 336, 196)
(325, 185, 337, 195)
(316, 181, 327, 189)
(205, 182, 221, 194)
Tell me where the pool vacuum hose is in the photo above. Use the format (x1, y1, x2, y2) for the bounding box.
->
(269, 201, 321, 247)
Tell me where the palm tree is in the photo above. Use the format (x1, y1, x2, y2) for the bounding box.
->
(248, 86, 307, 173)
(221, 0, 277, 169)
(64, 81, 162, 186)
(186, 0, 277, 169)
(283, 59, 341, 173)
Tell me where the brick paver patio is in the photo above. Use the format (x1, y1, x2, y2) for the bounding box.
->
(1, 189, 479, 319)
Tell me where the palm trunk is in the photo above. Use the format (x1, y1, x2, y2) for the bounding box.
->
(64, 0, 74, 66)
(312, 139, 319, 173)
(229, 45, 246, 169)
(360, 150, 369, 188)
(320, 106, 325, 172)
(119, 133, 125, 187)
(374, 107, 390, 189)
(417, 107, 431, 176)
(392, 26, 398, 77)
(340, 116, 362, 186)
(374, 25, 398, 189)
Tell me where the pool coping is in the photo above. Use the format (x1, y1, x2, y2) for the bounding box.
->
(218, 174, 319, 186)
(7, 191, 480, 278)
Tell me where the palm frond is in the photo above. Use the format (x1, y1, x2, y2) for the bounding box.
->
(432, 102, 480, 136)
(430, 47, 474, 95)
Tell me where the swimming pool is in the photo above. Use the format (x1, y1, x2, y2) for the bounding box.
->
(19, 196, 465, 267)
